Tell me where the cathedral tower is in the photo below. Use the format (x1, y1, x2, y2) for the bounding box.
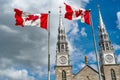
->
(98, 6, 116, 65)
(55, 7, 72, 80)
(98, 5, 120, 80)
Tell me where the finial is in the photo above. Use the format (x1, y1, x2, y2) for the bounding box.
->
(97, 4, 101, 13)
(97, 4, 101, 14)
(97, 4, 105, 29)
(97, 4, 100, 8)
(59, 6, 62, 15)
(85, 56, 88, 65)
(59, 6, 63, 26)
(48, 11, 51, 14)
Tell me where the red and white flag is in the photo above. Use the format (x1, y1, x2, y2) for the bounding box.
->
(64, 3, 91, 25)
(14, 8, 48, 30)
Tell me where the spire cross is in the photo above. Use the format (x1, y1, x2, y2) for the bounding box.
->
(59, 6, 63, 26)
(97, 4, 100, 10)
(59, 6, 62, 14)
(97, 4, 105, 29)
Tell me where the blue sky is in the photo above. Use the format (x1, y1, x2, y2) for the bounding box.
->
(0, 0, 120, 80)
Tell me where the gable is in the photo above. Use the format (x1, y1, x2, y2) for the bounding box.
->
(73, 65, 99, 80)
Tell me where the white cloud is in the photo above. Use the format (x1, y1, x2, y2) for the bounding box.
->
(0, 0, 91, 79)
(89, 64, 97, 71)
(69, 22, 79, 35)
(0, 68, 35, 80)
(0, 58, 13, 69)
(70, 46, 85, 65)
(112, 44, 120, 63)
(80, 27, 87, 37)
(37, 66, 47, 77)
(117, 12, 120, 29)
(3, 0, 50, 14)
(68, 0, 90, 8)
(87, 51, 96, 63)
(0, 25, 18, 33)
(78, 62, 85, 69)
(117, 54, 120, 64)
(113, 43, 120, 51)
(67, 21, 81, 45)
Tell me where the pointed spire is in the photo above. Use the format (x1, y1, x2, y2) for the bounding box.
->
(56, 6, 70, 66)
(59, 6, 63, 27)
(56, 6, 69, 53)
(98, 5, 105, 29)
(58, 6, 65, 34)
(98, 5, 113, 52)
(98, 5, 117, 65)
(98, 5, 108, 37)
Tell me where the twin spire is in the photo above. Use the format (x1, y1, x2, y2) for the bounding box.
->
(56, 6, 70, 66)
(98, 5, 117, 65)
(98, 5, 106, 29)
(98, 5, 113, 52)
(56, 5, 114, 65)
(58, 6, 66, 38)
(59, 6, 63, 27)
(56, 6, 69, 53)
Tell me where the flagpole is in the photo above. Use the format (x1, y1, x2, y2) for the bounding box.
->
(90, 10, 102, 80)
(48, 11, 51, 80)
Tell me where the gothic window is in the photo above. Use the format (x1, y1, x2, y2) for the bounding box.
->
(63, 36, 65, 40)
(61, 36, 64, 40)
(103, 28, 105, 32)
(61, 45, 64, 49)
(99, 28, 102, 32)
(62, 70, 66, 80)
(58, 36, 60, 40)
(111, 69, 116, 80)
(103, 35, 106, 39)
(61, 30, 63, 33)
(106, 43, 109, 50)
(104, 34, 107, 39)
(102, 29, 104, 32)
(102, 44, 105, 50)
(100, 35, 102, 39)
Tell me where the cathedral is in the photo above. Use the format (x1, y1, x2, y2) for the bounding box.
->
(55, 6, 120, 80)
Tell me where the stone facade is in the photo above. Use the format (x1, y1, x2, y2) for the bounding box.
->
(102, 65, 120, 80)
(73, 65, 99, 80)
(55, 66, 72, 80)
(55, 7, 72, 80)
(55, 6, 120, 80)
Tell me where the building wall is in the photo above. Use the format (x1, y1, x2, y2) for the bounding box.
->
(73, 66, 99, 80)
(103, 65, 120, 80)
(55, 66, 72, 80)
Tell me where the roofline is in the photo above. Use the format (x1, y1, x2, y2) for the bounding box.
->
(73, 65, 99, 78)
(103, 64, 120, 66)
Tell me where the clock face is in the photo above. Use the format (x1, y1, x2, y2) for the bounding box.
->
(59, 56, 67, 64)
(105, 55, 113, 63)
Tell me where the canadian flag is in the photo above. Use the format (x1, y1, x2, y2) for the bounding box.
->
(14, 8, 48, 30)
(64, 3, 91, 25)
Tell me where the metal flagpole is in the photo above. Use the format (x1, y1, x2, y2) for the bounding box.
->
(48, 11, 51, 80)
(90, 10, 102, 80)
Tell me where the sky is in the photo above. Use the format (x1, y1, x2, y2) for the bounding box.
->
(0, 0, 120, 80)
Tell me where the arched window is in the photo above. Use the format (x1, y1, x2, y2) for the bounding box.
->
(61, 45, 64, 49)
(62, 70, 66, 80)
(102, 44, 105, 50)
(61, 36, 64, 40)
(61, 30, 63, 33)
(111, 69, 116, 80)
(106, 43, 109, 50)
